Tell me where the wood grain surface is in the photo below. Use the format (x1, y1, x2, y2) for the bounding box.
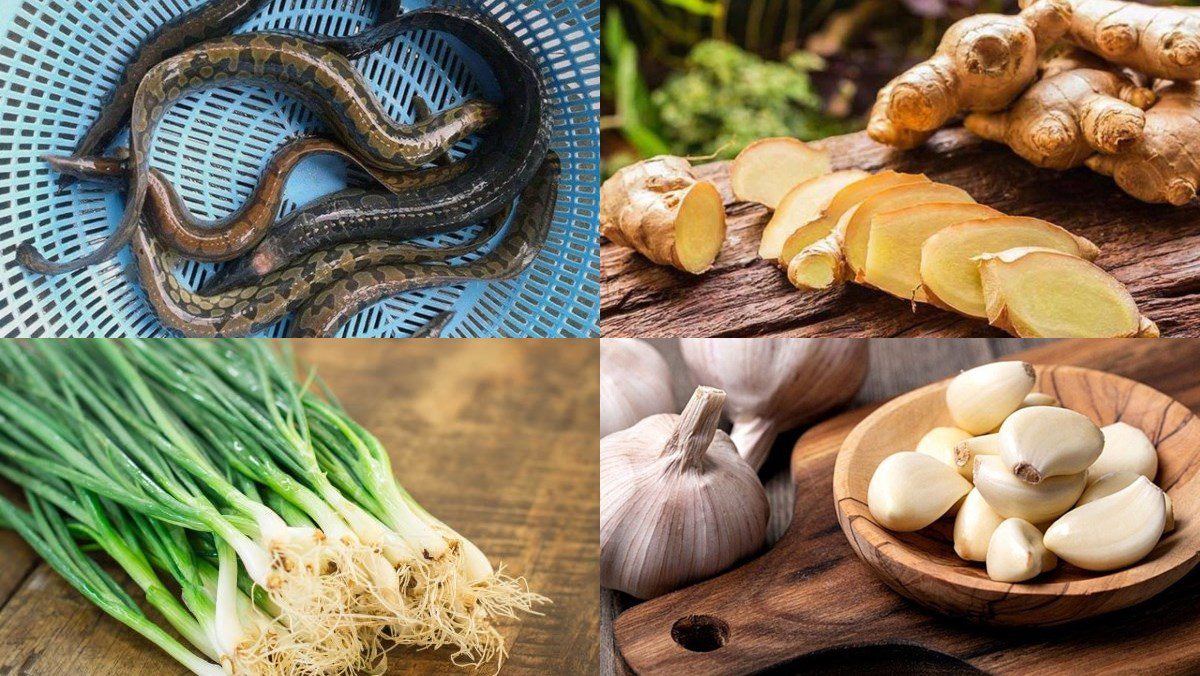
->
(610, 339, 1200, 675)
(600, 128, 1200, 337)
(0, 339, 600, 675)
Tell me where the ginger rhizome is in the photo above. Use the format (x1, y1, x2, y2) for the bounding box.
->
(600, 156, 727, 273)
(1086, 81, 1200, 206)
(867, 0, 1072, 146)
(963, 65, 1155, 169)
(1021, 0, 1200, 81)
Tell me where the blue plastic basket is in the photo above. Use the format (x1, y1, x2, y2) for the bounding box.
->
(0, 0, 598, 337)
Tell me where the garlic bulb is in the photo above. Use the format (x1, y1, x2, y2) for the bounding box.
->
(973, 455, 1086, 523)
(1043, 476, 1166, 571)
(954, 489, 1004, 562)
(945, 361, 1036, 435)
(1089, 422, 1158, 483)
(679, 338, 868, 470)
(600, 339, 675, 437)
(868, 452, 972, 532)
(1078, 471, 1174, 534)
(917, 427, 974, 477)
(986, 518, 1057, 583)
(600, 386, 769, 599)
(953, 433, 1001, 480)
(999, 406, 1104, 484)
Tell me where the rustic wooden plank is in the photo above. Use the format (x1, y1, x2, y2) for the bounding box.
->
(599, 338, 1041, 675)
(612, 339, 1200, 675)
(601, 128, 1200, 337)
(0, 339, 599, 675)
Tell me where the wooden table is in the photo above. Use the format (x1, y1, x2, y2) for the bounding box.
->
(601, 338, 1045, 675)
(0, 339, 599, 675)
(600, 128, 1200, 337)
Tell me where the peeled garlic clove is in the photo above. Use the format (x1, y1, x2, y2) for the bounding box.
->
(917, 426, 974, 476)
(1088, 422, 1158, 483)
(973, 455, 1086, 523)
(999, 406, 1103, 484)
(954, 489, 1004, 562)
(1044, 476, 1166, 571)
(946, 361, 1036, 435)
(1078, 471, 1175, 535)
(868, 451, 972, 532)
(953, 433, 1000, 480)
(986, 518, 1056, 583)
(1021, 393, 1058, 408)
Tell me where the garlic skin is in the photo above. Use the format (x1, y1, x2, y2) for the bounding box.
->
(917, 426, 974, 476)
(600, 339, 675, 437)
(953, 433, 1001, 480)
(679, 338, 867, 470)
(973, 455, 1086, 523)
(1044, 476, 1166, 572)
(1078, 471, 1175, 534)
(986, 518, 1057, 583)
(601, 387, 769, 599)
(999, 406, 1104, 484)
(868, 452, 972, 532)
(954, 489, 1004, 562)
(945, 361, 1036, 435)
(1089, 422, 1158, 483)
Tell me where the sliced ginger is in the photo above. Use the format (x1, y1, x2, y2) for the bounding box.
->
(964, 65, 1155, 169)
(868, 0, 1072, 146)
(921, 216, 1100, 317)
(758, 170, 869, 261)
(863, 202, 1003, 302)
(776, 172, 929, 267)
(842, 182, 976, 282)
(787, 207, 858, 290)
(600, 156, 727, 273)
(1021, 0, 1200, 81)
(977, 247, 1156, 337)
(731, 138, 832, 209)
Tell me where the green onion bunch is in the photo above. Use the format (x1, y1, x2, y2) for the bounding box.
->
(0, 339, 546, 674)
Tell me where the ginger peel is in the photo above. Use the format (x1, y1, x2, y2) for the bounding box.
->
(600, 156, 727, 273)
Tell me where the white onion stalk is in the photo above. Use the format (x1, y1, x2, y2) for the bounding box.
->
(680, 338, 868, 470)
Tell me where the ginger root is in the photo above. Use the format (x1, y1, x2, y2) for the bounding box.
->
(964, 66, 1155, 169)
(731, 138, 831, 209)
(868, 0, 1072, 146)
(1085, 81, 1200, 206)
(1022, 0, 1200, 81)
(600, 156, 727, 273)
(977, 246, 1156, 337)
(921, 216, 1100, 318)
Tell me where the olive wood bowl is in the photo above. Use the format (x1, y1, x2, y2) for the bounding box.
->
(834, 364, 1200, 626)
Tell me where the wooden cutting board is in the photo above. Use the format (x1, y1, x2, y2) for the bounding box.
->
(600, 128, 1200, 338)
(0, 340, 599, 676)
(614, 339, 1200, 675)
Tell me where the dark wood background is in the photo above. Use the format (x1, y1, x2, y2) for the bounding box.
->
(600, 338, 1044, 675)
(0, 339, 599, 675)
(600, 128, 1200, 337)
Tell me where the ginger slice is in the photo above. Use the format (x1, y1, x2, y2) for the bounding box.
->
(788, 207, 857, 291)
(758, 170, 869, 261)
(976, 247, 1155, 337)
(863, 202, 1003, 302)
(731, 138, 832, 209)
(921, 216, 1100, 318)
(843, 182, 976, 283)
(776, 171, 929, 267)
(600, 156, 727, 273)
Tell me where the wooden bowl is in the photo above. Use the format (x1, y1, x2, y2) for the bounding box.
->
(834, 364, 1200, 626)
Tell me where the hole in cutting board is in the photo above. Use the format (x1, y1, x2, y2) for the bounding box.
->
(671, 615, 729, 652)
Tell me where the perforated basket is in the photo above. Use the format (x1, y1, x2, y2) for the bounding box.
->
(0, 0, 598, 337)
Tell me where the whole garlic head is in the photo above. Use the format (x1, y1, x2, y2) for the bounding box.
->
(600, 339, 675, 437)
(600, 387, 769, 599)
